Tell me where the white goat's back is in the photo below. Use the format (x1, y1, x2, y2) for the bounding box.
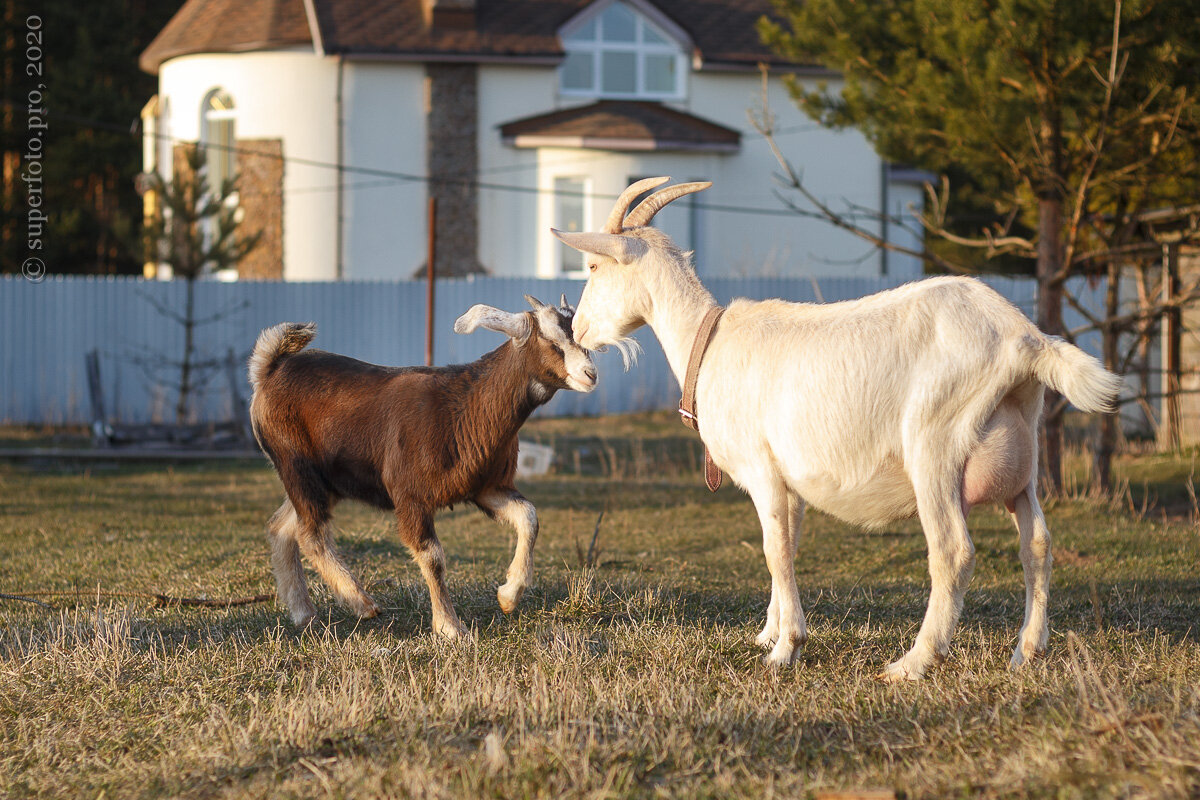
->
(697, 277, 1114, 527)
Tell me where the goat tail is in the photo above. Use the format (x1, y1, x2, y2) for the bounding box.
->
(248, 322, 316, 391)
(1030, 335, 1122, 413)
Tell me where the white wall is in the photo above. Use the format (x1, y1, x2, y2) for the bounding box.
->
(477, 66, 559, 277)
(686, 70, 896, 278)
(158, 50, 924, 283)
(341, 62, 428, 280)
(158, 49, 340, 281)
(476, 64, 921, 280)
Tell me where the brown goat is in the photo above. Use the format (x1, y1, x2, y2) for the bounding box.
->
(248, 296, 597, 637)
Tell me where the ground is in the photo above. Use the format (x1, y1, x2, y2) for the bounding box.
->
(1, 414, 1198, 798)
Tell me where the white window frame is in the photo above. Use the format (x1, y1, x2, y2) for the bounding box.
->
(200, 89, 237, 195)
(199, 88, 238, 278)
(553, 175, 592, 278)
(558, 0, 688, 101)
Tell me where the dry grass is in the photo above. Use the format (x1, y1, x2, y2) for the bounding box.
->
(1, 417, 1198, 798)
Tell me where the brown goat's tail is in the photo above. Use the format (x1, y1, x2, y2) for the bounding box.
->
(248, 322, 316, 392)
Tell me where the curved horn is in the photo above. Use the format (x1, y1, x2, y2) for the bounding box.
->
(524, 294, 548, 311)
(551, 229, 648, 265)
(623, 181, 712, 229)
(602, 176, 670, 233)
(454, 304, 532, 344)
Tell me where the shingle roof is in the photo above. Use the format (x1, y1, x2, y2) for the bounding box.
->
(499, 101, 740, 152)
(141, 0, 813, 74)
(140, 0, 313, 74)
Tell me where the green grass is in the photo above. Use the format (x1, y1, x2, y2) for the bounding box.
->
(1, 415, 1198, 798)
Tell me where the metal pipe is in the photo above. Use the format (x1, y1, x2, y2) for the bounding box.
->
(426, 197, 437, 366)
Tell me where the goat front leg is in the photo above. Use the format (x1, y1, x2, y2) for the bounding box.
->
(1009, 482, 1051, 668)
(882, 466, 975, 682)
(397, 504, 467, 639)
(757, 491, 804, 649)
(750, 477, 807, 666)
(475, 488, 539, 614)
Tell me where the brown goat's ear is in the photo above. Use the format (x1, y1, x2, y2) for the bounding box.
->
(453, 305, 532, 345)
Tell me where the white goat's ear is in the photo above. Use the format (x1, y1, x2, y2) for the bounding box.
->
(550, 229, 647, 265)
(453, 305, 532, 344)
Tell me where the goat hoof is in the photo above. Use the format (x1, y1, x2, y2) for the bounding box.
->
(290, 609, 317, 628)
(879, 658, 924, 683)
(359, 601, 380, 619)
(1009, 644, 1046, 670)
(763, 640, 802, 667)
(436, 621, 470, 641)
(497, 583, 525, 615)
(755, 627, 779, 649)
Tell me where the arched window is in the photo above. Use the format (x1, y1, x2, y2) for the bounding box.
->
(200, 89, 235, 191)
(559, 1, 686, 99)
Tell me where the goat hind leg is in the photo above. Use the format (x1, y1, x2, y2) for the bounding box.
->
(476, 489, 538, 614)
(295, 513, 379, 619)
(1010, 483, 1051, 668)
(757, 491, 804, 648)
(882, 469, 976, 682)
(267, 500, 317, 626)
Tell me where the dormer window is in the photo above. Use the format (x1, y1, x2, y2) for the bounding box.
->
(559, 1, 687, 100)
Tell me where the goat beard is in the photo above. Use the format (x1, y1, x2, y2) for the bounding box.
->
(594, 337, 642, 372)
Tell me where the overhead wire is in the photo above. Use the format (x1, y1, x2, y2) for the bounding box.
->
(40, 107, 843, 221)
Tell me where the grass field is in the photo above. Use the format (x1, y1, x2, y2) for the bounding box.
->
(1, 415, 1198, 798)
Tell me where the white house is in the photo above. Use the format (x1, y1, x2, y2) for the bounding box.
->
(140, 0, 927, 281)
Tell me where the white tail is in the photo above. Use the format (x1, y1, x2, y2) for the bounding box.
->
(1032, 336, 1122, 413)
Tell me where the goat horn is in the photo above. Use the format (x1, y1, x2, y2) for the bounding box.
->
(453, 304, 532, 344)
(559, 293, 572, 311)
(602, 177, 670, 233)
(623, 181, 712, 229)
(551, 229, 648, 265)
(524, 294, 548, 311)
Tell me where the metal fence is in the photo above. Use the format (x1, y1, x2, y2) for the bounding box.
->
(0, 274, 1110, 425)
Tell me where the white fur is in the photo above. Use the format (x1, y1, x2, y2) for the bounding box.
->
(557, 181, 1122, 678)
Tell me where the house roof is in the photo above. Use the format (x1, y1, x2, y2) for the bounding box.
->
(140, 0, 313, 74)
(499, 100, 740, 152)
(141, 0, 817, 74)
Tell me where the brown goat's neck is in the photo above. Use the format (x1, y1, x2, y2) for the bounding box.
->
(452, 343, 549, 454)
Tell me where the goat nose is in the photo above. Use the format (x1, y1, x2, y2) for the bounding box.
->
(573, 319, 590, 344)
(583, 366, 597, 382)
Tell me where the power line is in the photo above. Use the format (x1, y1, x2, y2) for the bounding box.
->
(42, 107, 841, 221)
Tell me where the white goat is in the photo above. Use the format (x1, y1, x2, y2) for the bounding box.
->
(553, 177, 1121, 679)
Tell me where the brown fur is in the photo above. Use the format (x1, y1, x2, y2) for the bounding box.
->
(249, 309, 583, 633)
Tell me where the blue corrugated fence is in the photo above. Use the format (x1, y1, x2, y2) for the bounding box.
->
(0, 274, 1109, 425)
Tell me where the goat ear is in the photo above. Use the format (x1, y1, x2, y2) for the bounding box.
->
(550, 229, 647, 265)
(453, 305, 532, 345)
